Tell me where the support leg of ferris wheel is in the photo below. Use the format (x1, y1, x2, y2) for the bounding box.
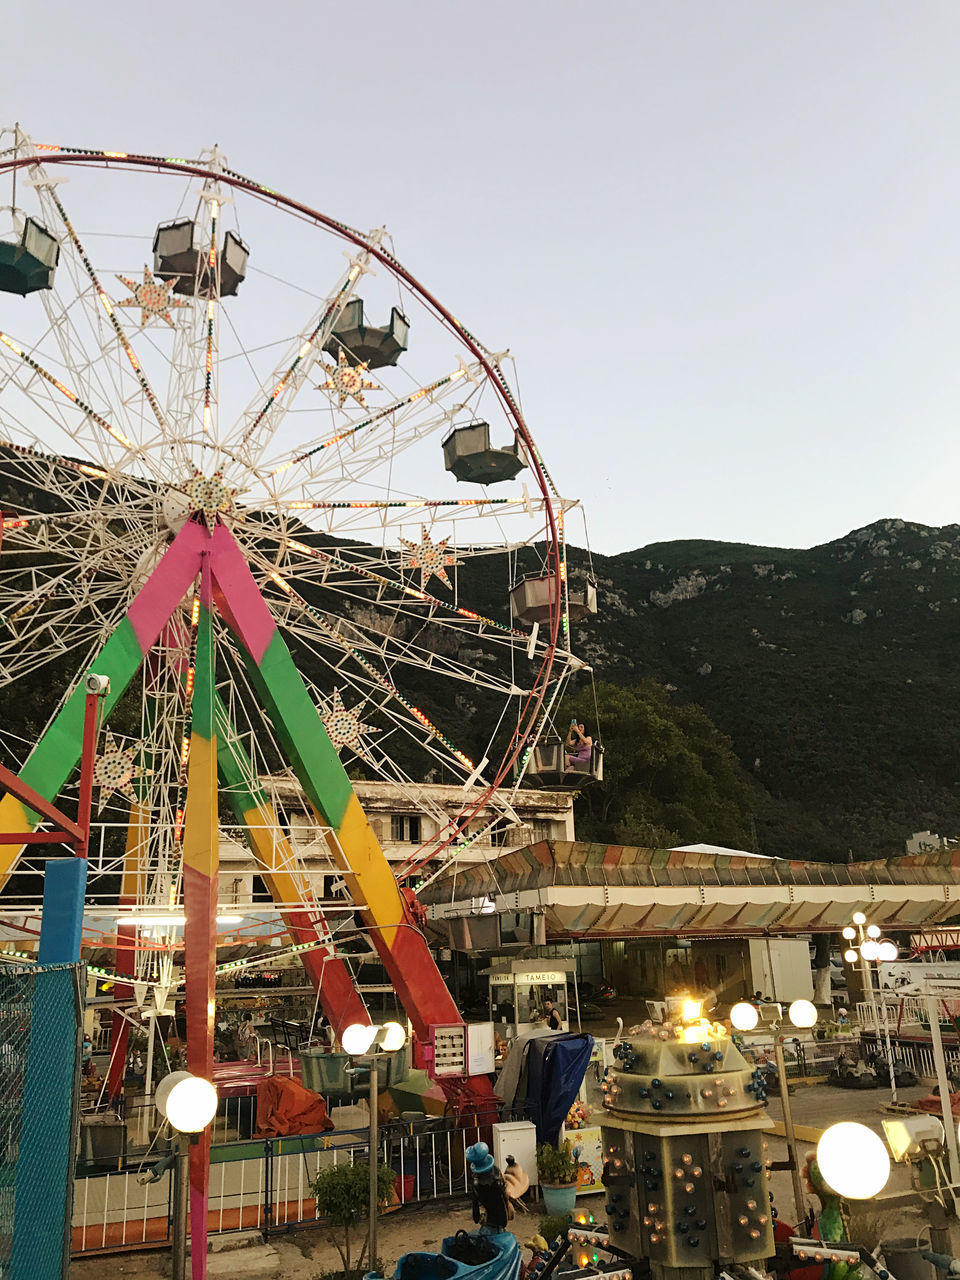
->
(182, 555, 217, 1279)
(206, 526, 490, 1079)
(163, 610, 369, 1034)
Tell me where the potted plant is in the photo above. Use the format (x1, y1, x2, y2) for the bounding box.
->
(537, 1139, 578, 1216)
(311, 1160, 395, 1278)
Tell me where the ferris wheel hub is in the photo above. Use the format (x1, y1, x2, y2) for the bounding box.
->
(183, 470, 235, 533)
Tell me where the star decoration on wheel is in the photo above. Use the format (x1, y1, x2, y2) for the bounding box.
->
(94, 733, 152, 811)
(320, 688, 381, 760)
(399, 525, 460, 590)
(184, 469, 236, 533)
(114, 267, 188, 328)
(317, 348, 379, 408)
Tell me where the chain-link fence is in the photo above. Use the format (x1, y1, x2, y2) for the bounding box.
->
(0, 962, 84, 1280)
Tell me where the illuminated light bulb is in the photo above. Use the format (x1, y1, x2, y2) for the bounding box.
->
(682, 1153, 692, 1165)
(816, 1122, 890, 1199)
(155, 1071, 218, 1133)
(682, 999, 703, 1023)
(878, 940, 898, 962)
(701, 1088, 713, 1099)
(844, 948, 858, 963)
(692, 1167, 702, 1177)
(866, 924, 881, 939)
(648, 1203, 657, 1213)
(746, 1200, 757, 1210)
(739, 1215, 749, 1226)
(853, 912, 867, 925)
(788, 999, 818, 1029)
(379, 1021, 406, 1051)
(730, 1002, 759, 1031)
(842, 926, 856, 940)
(860, 940, 881, 962)
(750, 1229, 761, 1239)
(342, 1023, 377, 1055)
(684, 1182, 695, 1194)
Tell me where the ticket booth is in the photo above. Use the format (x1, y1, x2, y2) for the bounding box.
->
(485, 959, 576, 1038)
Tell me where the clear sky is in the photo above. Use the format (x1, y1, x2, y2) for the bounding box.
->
(4, 1, 960, 555)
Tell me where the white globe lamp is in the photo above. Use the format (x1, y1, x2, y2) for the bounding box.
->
(342, 1023, 378, 1055)
(842, 926, 856, 941)
(730, 1002, 759, 1032)
(843, 949, 858, 963)
(816, 1122, 890, 1199)
(155, 1070, 218, 1134)
(852, 912, 867, 926)
(866, 924, 881, 939)
(860, 940, 881, 962)
(878, 940, 898, 962)
(379, 1021, 407, 1052)
(788, 999, 818, 1029)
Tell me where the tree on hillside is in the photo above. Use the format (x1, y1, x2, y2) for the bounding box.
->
(560, 680, 754, 850)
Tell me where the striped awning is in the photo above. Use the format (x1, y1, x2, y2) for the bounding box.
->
(422, 842, 960, 938)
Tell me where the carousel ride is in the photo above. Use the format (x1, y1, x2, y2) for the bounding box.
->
(0, 127, 600, 1258)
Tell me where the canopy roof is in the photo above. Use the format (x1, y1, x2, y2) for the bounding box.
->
(422, 841, 960, 937)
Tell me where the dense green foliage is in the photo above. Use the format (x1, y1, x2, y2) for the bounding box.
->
(569, 517, 960, 860)
(561, 681, 752, 849)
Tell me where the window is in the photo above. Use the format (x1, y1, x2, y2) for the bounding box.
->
(531, 820, 553, 843)
(390, 814, 421, 843)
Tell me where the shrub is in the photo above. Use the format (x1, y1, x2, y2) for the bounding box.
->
(311, 1160, 395, 1274)
(536, 1140, 577, 1185)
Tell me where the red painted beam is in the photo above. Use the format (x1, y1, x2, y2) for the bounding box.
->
(0, 762, 83, 843)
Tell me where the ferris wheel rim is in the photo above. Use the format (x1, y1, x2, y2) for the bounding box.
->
(0, 143, 567, 861)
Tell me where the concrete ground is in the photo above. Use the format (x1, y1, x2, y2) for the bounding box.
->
(69, 1198, 484, 1279)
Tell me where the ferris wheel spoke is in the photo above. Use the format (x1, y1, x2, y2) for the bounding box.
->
(30, 173, 170, 450)
(0, 327, 138, 464)
(261, 571, 478, 774)
(263, 359, 482, 489)
(240, 520, 530, 640)
(233, 250, 374, 474)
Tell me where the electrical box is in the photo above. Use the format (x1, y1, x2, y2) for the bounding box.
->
(492, 1119, 539, 1187)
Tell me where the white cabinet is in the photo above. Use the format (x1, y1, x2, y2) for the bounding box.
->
(491, 1119, 539, 1187)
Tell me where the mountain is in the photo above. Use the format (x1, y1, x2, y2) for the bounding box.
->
(568, 518, 960, 861)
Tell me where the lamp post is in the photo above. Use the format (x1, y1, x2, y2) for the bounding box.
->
(731, 998, 818, 1228)
(154, 1071, 219, 1280)
(342, 1021, 407, 1274)
(842, 914, 899, 1100)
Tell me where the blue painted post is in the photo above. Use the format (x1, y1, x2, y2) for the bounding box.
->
(12, 859, 88, 1279)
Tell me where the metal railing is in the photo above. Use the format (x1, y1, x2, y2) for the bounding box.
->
(72, 1108, 515, 1256)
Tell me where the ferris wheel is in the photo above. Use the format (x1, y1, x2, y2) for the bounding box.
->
(0, 129, 595, 974)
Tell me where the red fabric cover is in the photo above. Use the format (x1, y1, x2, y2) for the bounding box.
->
(917, 1091, 960, 1116)
(255, 1076, 335, 1137)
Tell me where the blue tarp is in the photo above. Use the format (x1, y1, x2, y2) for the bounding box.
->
(523, 1033, 594, 1145)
